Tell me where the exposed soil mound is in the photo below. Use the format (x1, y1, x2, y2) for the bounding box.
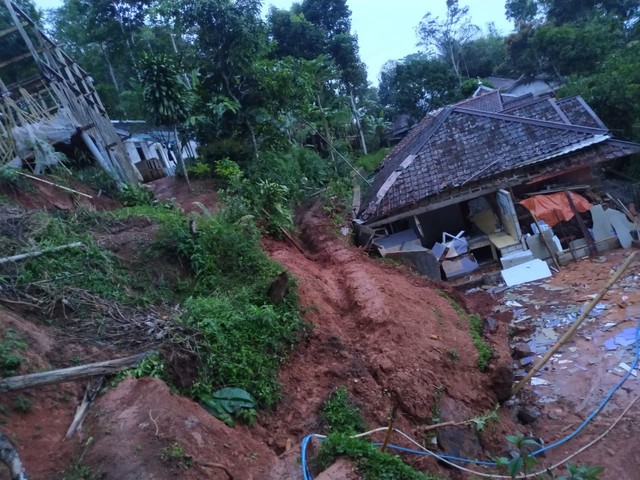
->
(84, 378, 277, 479)
(1, 195, 517, 480)
(1, 174, 119, 211)
(147, 176, 219, 213)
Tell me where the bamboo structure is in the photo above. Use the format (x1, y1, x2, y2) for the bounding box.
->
(0, 0, 141, 184)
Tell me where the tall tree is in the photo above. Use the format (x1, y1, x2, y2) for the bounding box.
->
(458, 24, 506, 78)
(139, 51, 193, 188)
(379, 54, 461, 121)
(417, 0, 480, 85)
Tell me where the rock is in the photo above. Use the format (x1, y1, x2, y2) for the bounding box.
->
(437, 396, 483, 460)
(490, 364, 514, 403)
(483, 316, 498, 334)
(517, 406, 541, 424)
(316, 459, 359, 480)
(512, 342, 532, 359)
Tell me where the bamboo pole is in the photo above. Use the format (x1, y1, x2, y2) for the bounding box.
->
(0, 242, 83, 265)
(380, 403, 398, 453)
(0, 351, 154, 392)
(16, 172, 92, 198)
(513, 251, 638, 395)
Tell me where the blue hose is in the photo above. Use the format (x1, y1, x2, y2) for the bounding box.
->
(301, 320, 640, 478)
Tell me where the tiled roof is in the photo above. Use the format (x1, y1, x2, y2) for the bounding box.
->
(377, 114, 437, 171)
(503, 97, 568, 123)
(556, 96, 607, 129)
(457, 89, 503, 112)
(485, 76, 518, 90)
(361, 106, 611, 222)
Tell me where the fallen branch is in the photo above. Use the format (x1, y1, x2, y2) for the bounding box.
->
(0, 431, 28, 480)
(65, 376, 105, 439)
(17, 172, 93, 199)
(0, 351, 155, 393)
(0, 242, 83, 265)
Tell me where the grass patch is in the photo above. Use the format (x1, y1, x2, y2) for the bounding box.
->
(438, 291, 493, 371)
(318, 434, 441, 480)
(0, 328, 26, 376)
(12, 209, 180, 309)
(316, 386, 438, 479)
(322, 386, 366, 435)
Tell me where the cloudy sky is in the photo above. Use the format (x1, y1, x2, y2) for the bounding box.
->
(32, 0, 513, 85)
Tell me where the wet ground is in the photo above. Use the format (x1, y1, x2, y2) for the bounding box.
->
(479, 249, 640, 478)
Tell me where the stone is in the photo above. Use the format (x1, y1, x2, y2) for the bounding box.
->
(316, 459, 359, 480)
(437, 396, 484, 459)
(512, 342, 532, 359)
(517, 406, 541, 425)
(483, 316, 498, 334)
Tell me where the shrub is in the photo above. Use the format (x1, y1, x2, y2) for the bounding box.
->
(180, 295, 303, 406)
(186, 162, 212, 179)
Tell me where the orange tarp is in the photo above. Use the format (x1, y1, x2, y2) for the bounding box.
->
(520, 192, 593, 227)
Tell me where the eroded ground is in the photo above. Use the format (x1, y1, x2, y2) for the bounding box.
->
(1, 176, 639, 479)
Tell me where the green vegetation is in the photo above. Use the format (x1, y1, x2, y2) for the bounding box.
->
(448, 348, 459, 363)
(556, 464, 603, 480)
(319, 434, 440, 480)
(317, 386, 439, 479)
(322, 386, 366, 435)
(438, 292, 493, 371)
(159, 441, 191, 469)
(116, 353, 167, 383)
(118, 185, 156, 207)
(0, 328, 26, 376)
(496, 434, 603, 479)
(12, 395, 32, 413)
(12, 209, 180, 310)
(200, 387, 257, 427)
(62, 437, 101, 480)
(355, 148, 389, 173)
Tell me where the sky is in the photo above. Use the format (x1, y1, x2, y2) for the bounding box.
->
(33, 0, 514, 85)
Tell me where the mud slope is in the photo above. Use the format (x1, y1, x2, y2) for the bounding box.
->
(261, 205, 516, 477)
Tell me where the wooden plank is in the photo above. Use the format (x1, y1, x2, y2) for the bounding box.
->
(0, 51, 36, 69)
(0, 24, 20, 38)
(566, 191, 597, 256)
(488, 232, 518, 249)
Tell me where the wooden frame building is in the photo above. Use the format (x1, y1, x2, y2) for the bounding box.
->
(0, 0, 140, 184)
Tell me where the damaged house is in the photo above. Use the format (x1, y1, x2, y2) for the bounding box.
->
(0, 1, 140, 184)
(356, 90, 640, 282)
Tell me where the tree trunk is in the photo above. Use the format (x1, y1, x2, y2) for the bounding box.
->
(0, 431, 28, 480)
(350, 94, 368, 156)
(173, 126, 192, 192)
(100, 43, 120, 93)
(316, 93, 336, 170)
(0, 351, 155, 393)
(221, 73, 259, 160)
